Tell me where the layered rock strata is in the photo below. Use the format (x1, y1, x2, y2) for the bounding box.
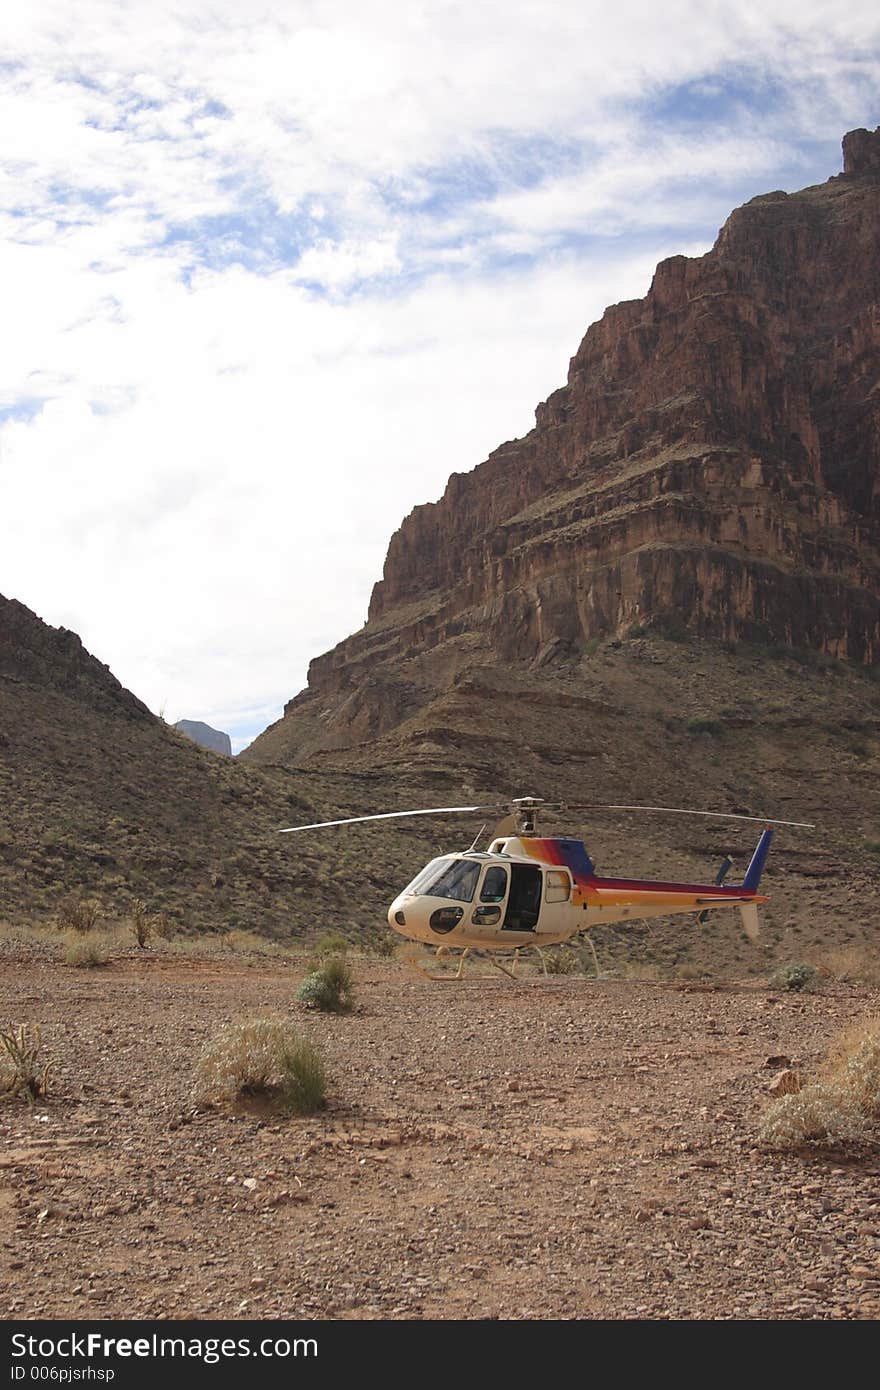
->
(248, 130, 880, 765)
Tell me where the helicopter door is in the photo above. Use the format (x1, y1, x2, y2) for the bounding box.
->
(502, 865, 542, 931)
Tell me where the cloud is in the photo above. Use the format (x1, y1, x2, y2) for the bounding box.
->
(0, 2, 878, 745)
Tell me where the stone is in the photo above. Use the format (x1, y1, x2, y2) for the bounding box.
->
(767, 1070, 803, 1096)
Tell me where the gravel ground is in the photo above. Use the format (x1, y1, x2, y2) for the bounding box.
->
(1, 944, 879, 1321)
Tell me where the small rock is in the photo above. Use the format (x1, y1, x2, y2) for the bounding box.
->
(805, 1277, 829, 1293)
(767, 1069, 803, 1097)
(764, 1054, 792, 1069)
(242, 1178, 257, 1191)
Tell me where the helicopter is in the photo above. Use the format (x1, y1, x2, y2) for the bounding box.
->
(280, 797, 814, 974)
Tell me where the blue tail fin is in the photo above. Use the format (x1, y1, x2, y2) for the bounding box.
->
(742, 828, 773, 891)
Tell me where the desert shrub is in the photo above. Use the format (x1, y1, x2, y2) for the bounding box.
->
(56, 894, 101, 933)
(130, 899, 151, 949)
(822, 1018, 880, 1119)
(63, 931, 111, 968)
(758, 1084, 868, 1149)
(297, 955, 355, 1013)
(675, 962, 707, 981)
(622, 960, 666, 982)
(653, 616, 690, 642)
(809, 947, 880, 988)
(759, 1016, 880, 1150)
(770, 962, 818, 993)
(223, 929, 281, 955)
(194, 1018, 325, 1114)
(311, 931, 349, 961)
(544, 947, 580, 975)
(363, 929, 396, 958)
(151, 912, 176, 941)
(0, 1024, 52, 1102)
(686, 717, 725, 736)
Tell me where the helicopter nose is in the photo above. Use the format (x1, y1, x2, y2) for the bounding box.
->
(388, 895, 408, 933)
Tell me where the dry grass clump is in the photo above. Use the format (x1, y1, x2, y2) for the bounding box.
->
(222, 929, 285, 956)
(194, 1018, 326, 1114)
(758, 1084, 870, 1149)
(296, 954, 355, 1013)
(621, 960, 666, 983)
(309, 932, 349, 966)
(809, 946, 880, 988)
(0, 1024, 52, 1103)
(759, 1016, 880, 1150)
(544, 947, 581, 975)
(62, 931, 111, 968)
(822, 1017, 880, 1119)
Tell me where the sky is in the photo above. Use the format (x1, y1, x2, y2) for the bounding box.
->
(1, 3, 878, 752)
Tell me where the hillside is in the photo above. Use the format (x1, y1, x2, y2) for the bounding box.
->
(0, 593, 386, 938)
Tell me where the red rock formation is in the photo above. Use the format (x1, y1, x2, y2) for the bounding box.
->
(248, 130, 880, 764)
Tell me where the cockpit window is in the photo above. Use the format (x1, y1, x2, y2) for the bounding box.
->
(480, 866, 508, 902)
(406, 857, 481, 903)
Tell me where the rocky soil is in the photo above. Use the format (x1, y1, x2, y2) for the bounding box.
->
(1, 940, 879, 1321)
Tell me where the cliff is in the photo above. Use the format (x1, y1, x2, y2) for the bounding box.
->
(246, 128, 879, 770)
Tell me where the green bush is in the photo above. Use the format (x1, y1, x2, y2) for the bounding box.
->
(770, 962, 818, 993)
(297, 954, 355, 1013)
(194, 1018, 326, 1114)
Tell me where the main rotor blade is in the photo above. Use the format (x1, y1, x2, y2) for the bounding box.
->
(279, 804, 502, 833)
(563, 803, 815, 829)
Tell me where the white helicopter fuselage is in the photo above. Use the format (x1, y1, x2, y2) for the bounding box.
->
(386, 834, 768, 950)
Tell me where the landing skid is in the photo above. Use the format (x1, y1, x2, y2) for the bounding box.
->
(401, 944, 550, 980)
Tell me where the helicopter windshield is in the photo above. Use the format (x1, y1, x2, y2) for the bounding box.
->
(405, 856, 481, 903)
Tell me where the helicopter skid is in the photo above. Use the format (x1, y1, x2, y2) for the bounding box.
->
(400, 944, 544, 981)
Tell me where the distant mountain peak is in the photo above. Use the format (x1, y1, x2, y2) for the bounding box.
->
(174, 719, 232, 756)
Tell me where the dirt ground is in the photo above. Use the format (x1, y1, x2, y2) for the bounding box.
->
(1, 942, 879, 1322)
